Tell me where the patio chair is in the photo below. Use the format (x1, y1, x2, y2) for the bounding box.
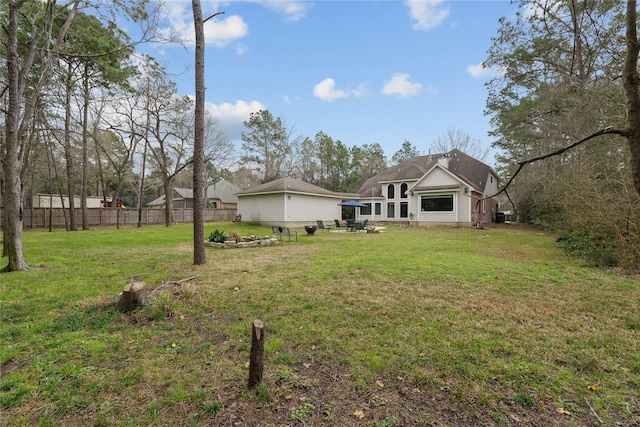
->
(357, 219, 369, 231)
(334, 219, 346, 230)
(316, 220, 332, 231)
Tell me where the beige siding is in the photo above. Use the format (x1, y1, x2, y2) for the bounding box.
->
(420, 166, 459, 187)
(412, 167, 469, 225)
(458, 191, 471, 222)
(284, 194, 341, 225)
(237, 194, 284, 224)
(237, 193, 342, 226)
(416, 193, 458, 223)
(484, 172, 499, 197)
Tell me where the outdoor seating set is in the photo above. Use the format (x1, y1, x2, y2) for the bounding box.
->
(316, 219, 368, 232)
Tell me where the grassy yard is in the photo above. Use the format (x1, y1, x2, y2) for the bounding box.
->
(1, 223, 638, 426)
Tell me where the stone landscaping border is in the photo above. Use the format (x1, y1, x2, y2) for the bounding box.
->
(206, 235, 279, 249)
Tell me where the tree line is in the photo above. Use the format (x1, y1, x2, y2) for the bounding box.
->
(484, 0, 639, 267)
(3, 0, 638, 271)
(1, 0, 481, 271)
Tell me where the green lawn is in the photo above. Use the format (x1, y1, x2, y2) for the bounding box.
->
(1, 223, 638, 426)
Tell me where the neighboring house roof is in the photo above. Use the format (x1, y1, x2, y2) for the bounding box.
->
(236, 177, 357, 199)
(358, 149, 496, 197)
(146, 180, 241, 206)
(206, 180, 240, 203)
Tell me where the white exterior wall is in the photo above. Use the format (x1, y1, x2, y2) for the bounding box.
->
(483, 172, 499, 197)
(415, 193, 459, 223)
(458, 191, 471, 223)
(237, 194, 284, 224)
(237, 193, 342, 226)
(421, 167, 457, 186)
(283, 193, 342, 225)
(412, 166, 468, 225)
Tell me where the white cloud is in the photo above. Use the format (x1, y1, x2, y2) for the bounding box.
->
(467, 62, 504, 78)
(313, 78, 349, 102)
(351, 83, 369, 99)
(206, 100, 266, 140)
(405, 0, 450, 31)
(253, 0, 311, 22)
(382, 73, 423, 98)
(161, 2, 248, 48)
(204, 15, 249, 47)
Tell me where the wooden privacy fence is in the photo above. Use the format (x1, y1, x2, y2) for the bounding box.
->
(0, 208, 237, 229)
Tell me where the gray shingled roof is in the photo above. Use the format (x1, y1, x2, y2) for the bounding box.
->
(146, 180, 241, 206)
(236, 177, 357, 199)
(207, 180, 240, 203)
(357, 149, 496, 197)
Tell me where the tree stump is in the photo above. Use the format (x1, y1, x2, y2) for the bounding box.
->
(248, 319, 265, 388)
(117, 281, 147, 312)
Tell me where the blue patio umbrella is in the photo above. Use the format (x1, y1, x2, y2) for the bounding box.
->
(338, 200, 368, 207)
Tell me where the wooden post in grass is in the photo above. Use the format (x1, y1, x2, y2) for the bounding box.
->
(248, 319, 265, 388)
(117, 281, 147, 312)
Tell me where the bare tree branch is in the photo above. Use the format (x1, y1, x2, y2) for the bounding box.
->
(489, 126, 630, 201)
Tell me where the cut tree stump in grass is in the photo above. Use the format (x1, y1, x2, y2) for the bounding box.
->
(248, 319, 265, 388)
(117, 281, 147, 312)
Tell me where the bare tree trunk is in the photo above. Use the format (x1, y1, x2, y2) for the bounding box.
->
(192, 0, 207, 265)
(164, 181, 173, 227)
(624, 0, 640, 196)
(137, 139, 148, 228)
(2, 0, 29, 271)
(81, 66, 90, 230)
(64, 62, 78, 231)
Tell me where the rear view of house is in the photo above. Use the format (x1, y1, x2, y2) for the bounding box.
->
(357, 149, 499, 226)
(236, 150, 499, 228)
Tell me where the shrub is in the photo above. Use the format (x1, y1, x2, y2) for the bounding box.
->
(227, 231, 242, 243)
(208, 229, 229, 243)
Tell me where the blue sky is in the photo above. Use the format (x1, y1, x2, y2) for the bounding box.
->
(139, 1, 517, 164)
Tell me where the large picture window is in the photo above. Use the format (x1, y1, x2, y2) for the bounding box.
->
(421, 195, 454, 212)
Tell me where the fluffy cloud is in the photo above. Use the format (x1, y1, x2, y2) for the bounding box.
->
(161, 2, 247, 49)
(382, 73, 423, 97)
(312, 78, 369, 102)
(405, 0, 450, 31)
(313, 78, 350, 102)
(204, 15, 249, 48)
(467, 62, 504, 78)
(206, 100, 266, 141)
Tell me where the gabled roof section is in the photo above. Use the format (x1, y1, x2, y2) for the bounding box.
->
(174, 188, 193, 199)
(444, 149, 497, 192)
(357, 149, 497, 196)
(357, 155, 437, 197)
(206, 180, 240, 203)
(236, 178, 355, 199)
